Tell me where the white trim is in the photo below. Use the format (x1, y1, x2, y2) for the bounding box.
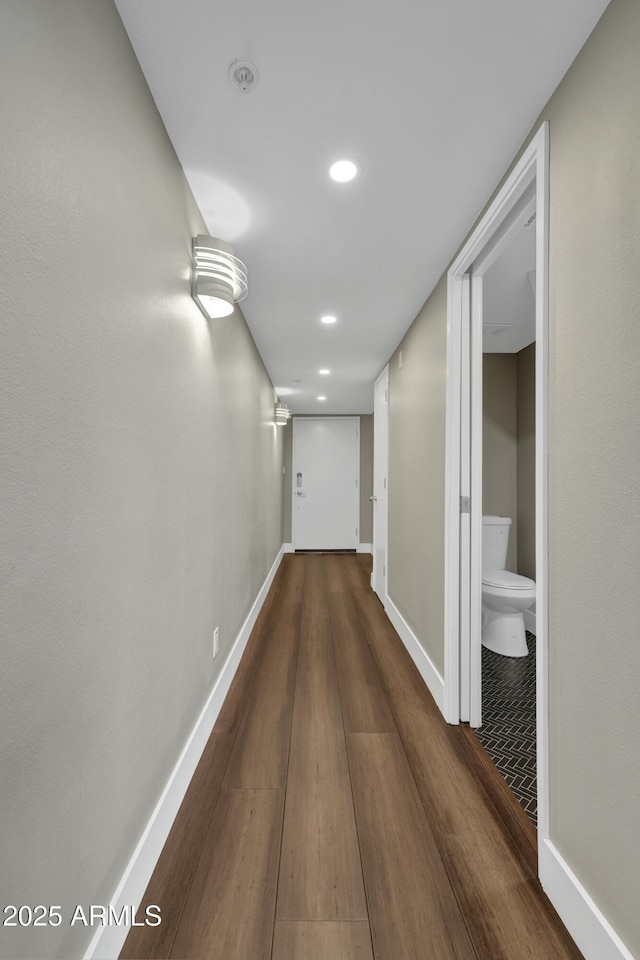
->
(445, 129, 549, 728)
(458, 274, 471, 723)
(444, 272, 462, 724)
(444, 125, 550, 844)
(447, 131, 544, 279)
(84, 546, 285, 960)
(539, 840, 636, 960)
(534, 123, 551, 843)
(471, 182, 536, 276)
(283, 542, 294, 553)
(385, 594, 445, 717)
(524, 605, 537, 635)
(372, 364, 390, 606)
(469, 273, 484, 728)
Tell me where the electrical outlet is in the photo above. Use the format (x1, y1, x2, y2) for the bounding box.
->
(213, 627, 219, 658)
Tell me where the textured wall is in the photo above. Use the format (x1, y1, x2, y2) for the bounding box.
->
(282, 416, 373, 545)
(0, 3, 283, 958)
(482, 354, 518, 571)
(388, 277, 447, 677)
(543, 0, 640, 949)
(516, 344, 536, 579)
(385, 0, 640, 951)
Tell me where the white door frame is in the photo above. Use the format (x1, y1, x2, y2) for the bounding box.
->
(291, 416, 360, 550)
(371, 365, 389, 604)
(444, 122, 550, 844)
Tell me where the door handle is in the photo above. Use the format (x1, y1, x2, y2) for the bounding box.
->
(296, 491, 306, 497)
(369, 495, 378, 502)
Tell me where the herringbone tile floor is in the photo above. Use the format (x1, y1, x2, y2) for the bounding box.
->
(475, 632, 537, 824)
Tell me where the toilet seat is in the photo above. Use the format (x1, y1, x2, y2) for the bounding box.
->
(482, 569, 535, 590)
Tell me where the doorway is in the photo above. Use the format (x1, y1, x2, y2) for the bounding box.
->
(444, 122, 549, 848)
(292, 417, 360, 551)
(474, 220, 537, 824)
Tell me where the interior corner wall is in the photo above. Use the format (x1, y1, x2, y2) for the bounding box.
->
(388, 276, 447, 677)
(0, 3, 284, 959)
(482, 354, 518, 571)
(385, 0, 640, 952)
(282, 415, 373, 545)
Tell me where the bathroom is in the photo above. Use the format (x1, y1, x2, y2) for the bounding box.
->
(476, 220, 537, 825)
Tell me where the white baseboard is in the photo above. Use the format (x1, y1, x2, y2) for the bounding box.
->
(539, 839, 635, 960)
(84, 545, 285, 960)
(385, 594, 446, 718)
(524, 603, 537, 635)
(283, 542, 294, 553)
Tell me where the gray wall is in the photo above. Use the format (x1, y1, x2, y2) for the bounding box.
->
(482, 354, 518, 572)
(386, 0, 640, 952)
(284, 417, 294, 538)
(482, 347, 536, 577)
(0, 3, 284, 959)
(388, 276, 447, 677)
(516, 344, 536, 579)
(544, 0, 639, 946)
(359, 414, 374, 542)
(282, 415, 373, 545)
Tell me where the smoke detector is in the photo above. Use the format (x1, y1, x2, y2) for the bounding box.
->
(228, 60, 260, 94)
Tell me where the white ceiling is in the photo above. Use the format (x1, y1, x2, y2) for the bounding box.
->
(483, 221, 536, 354)
(115, 0, 609, 413)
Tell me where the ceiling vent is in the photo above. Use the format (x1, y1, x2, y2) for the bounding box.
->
(229, 60, 259, 94)
(484, 323, 516, 337)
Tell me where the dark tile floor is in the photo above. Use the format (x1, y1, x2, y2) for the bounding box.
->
(475, 632, 537, 825)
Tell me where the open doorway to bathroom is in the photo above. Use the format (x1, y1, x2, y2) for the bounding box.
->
(475, 222, 538, 824)
(444, 123, 549, 853)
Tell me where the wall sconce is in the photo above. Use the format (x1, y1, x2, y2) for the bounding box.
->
(274, 402, 291, 426)
(192, 235, 248, 319)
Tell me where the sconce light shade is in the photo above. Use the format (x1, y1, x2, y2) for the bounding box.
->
(274, 402, 291, 426)
(192, 235, 248, 319)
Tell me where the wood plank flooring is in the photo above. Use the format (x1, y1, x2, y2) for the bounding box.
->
(120, 553, 583, 960)
(276, 617, 368, 921)
(272, 921, 374, 960)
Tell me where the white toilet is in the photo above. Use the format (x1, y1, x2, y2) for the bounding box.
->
(482, 516, 535, 657)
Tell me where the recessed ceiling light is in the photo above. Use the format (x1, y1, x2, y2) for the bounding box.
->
(317, 395, 326, 401)
(319, 369, 330, 375)
(321, 315, 337, 325)
(329, 159, 358, 183)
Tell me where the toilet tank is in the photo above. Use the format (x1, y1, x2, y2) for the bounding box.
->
(482, 516, 512, 572)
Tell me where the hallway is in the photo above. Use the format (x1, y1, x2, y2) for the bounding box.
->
(121, 554, 581, 960)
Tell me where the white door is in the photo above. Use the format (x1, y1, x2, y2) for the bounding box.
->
(459, 273, 472, 723)
(372, 367, 389, 601)
(292, 418, 360, 550)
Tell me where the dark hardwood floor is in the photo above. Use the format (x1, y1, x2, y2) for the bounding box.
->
(121, 553, 582, 960)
